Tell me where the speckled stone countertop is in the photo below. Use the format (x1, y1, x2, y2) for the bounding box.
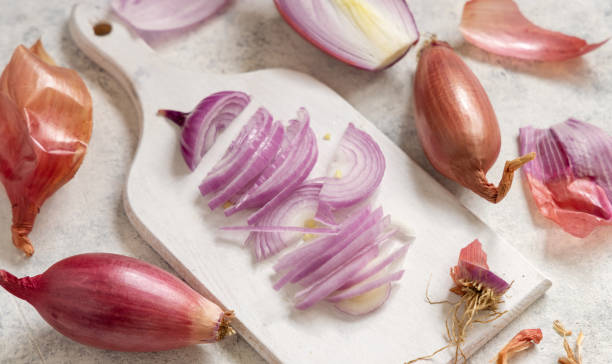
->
(1, 1, 611, 363)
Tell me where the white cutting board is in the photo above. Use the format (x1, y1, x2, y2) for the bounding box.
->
(69, 4, 551, 363)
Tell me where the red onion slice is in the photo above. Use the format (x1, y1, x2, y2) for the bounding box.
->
(274, 0, 419, 70)
(460, 0, 607, 61)
(208, 121, 285, 210)
(315, 123, 385, 223)
(199, 108, 273, 196)
(245, 182, 323, 260)
(159, 91, 250, 171)
(273, 207, 378, 289)
(225, 108, 318, 215)
(295, 246, 379, 310)
(333, 280, 392, 316)
(328, 270, 404, 303)
(338, 242, 407, 290)
(112, 0, 229, 32)
(220, 225, 338, 234)
(298, 211, 388, 287)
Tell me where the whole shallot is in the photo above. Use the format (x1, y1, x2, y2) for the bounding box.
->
(413, 40, 534, 203)
(0, 41, 93, 255)
(0, 253, 234, 352)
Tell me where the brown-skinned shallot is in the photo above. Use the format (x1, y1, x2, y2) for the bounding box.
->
(413, 40, 534, 203)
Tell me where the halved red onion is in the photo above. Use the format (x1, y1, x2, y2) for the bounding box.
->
(460, 0, 607, 61)
(208, 121, 285, 210)
(245, 182, 324, 260)
(225, 108, 318, 216)
(519, 119, 612, 237)
(274, 0, 419, 71)
(315, 123, 385, 224)
(158, 91, 250, 171)
(112, 0, 229, 32)
(199, 108, 273, 196)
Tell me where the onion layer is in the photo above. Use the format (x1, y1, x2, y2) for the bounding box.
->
(0, 253, 234, 352)
(413, 40, 534, 203)
(225, 108, 317, 215)
(316, 123, 385, 223)
(199, 107, 274, 196)
(460, 0, 607, 61)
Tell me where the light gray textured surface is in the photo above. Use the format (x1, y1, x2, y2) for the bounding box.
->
(0, 1, 610, 363)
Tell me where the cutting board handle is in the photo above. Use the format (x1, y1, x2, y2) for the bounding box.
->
(69, 4, 158, 104)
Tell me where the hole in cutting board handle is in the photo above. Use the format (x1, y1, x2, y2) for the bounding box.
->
(93, 22, 112, 36)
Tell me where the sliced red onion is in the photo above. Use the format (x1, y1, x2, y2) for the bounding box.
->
(199, 108, 273, 196)
(519, 119, 612, 237)
(273, 207, 377, 290)
(225, 108, 318, 216)
(158, 91, 250, 171)
(208, 121, 285, 210)
(338, 242, 407, 290)
(274, 0, 419, 70)
(298, 210, 387, 287)
(315, 123, 385, 223)
(273, 206, 369, 275)
(112, 0, 229, 32)
(245, 182, 323, 260)
(220, 225, 338, 234)
(460, 0, 607, 61)
(334, 279, 391, 316)
(328, 270, 404, 303)
(450, 240, 509, 295)
(295, 246, 379, 310)
(272, 205, 406, 313)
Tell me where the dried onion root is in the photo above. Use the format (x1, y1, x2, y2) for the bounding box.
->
(407, 240, 511, 364)
(555, 320, 584, 364)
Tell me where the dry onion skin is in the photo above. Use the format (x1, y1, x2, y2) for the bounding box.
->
(413, 39, 534, 204)
(495, 328, 543, 364)
(460, 0, 607, 61)
(554, 321, 584, 364)
(0, 41, 92, 256)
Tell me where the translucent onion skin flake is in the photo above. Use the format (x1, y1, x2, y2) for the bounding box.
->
(460, 0, 607, 61)
(519, 119, 612, 237)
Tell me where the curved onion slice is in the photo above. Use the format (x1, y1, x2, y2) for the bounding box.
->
(199, 108, 273, 196)
(274, 0, 419, 70)
(460, 0, 607, 61)
(316, 123, 385, 224)
(112, 0, 228, 32)
(272, 206, 406, 313)
(334, 281, 391, 316)
(159, 91, 250, 171)
(225, 108, 318, 215)
(208, 121, 284, 210)
(245, 182, 323, 260)
(519, 119, 612, 237)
